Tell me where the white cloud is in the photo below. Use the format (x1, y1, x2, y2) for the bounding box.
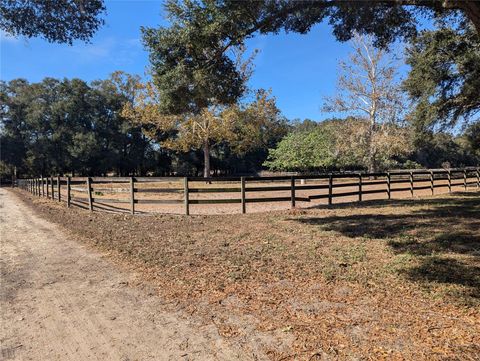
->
(70, 37, 116, 59)
(69, 36, 143, 65)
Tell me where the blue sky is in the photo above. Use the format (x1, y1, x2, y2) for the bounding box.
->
(2, 0, 379, 121)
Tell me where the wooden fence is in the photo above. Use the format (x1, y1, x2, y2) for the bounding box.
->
(17, 167, 480, 215)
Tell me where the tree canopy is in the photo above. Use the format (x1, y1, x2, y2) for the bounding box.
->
(265, 118, 413, 172)
(404, 24, 480, 132)
(0, 0, 106, 44)
(122, 76, 287, 177)
(0, 74, 152, 177)
(0, 75, 289, 179)
(323, 33, 406, 172)
(142, 0, 479, 135)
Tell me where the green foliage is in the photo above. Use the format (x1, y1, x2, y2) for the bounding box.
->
(264, 125, 335, 172)
(265, 118, 413, 172)
(1, 75, 287, 178)
(404, 25, 480, 131)
(0, 0, 105, 44)
(412, 130, 480, 169)
(141, 1, 250, 115)
(0, 73, 153, 177)
(143, 1, 479, 114)
(464, 122, 480, 158)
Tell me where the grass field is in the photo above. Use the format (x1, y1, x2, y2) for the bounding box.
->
(17, 189, 480, 360)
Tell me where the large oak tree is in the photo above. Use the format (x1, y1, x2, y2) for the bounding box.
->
(142, 1, 479, 163)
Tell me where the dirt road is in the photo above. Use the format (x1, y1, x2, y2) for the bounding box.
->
(0, 189, 250, 361)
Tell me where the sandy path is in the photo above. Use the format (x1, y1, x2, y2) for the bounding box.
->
(0, 189, 250, 361)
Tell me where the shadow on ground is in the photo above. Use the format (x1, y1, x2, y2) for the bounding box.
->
(294, 192, 480, 303)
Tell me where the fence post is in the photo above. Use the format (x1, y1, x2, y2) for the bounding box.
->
(41, 175, 44, 197)
(50, 176, 54, 200)
(46, 177, 50, 198)
(87, 177, 93, 211)
(67, 177, 71, 208)
(241, 176, 246, 214)
(409, 171, 414, 197)
(130, 177, 135, 215)
(328, 174, 333, 206)
(290, 176, 296, 209)
(387, 172, 391, 200)
(464, 169, 467, 190)
(477, 167, 479, 189)
(184, 177, 189, 216)
(358, 173, 362, 202)
(430, 170, 434, 196)
(57, 176, 61, 202)
(448, 170, 452, 193)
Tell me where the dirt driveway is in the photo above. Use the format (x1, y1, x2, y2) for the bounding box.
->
(0, 188, 251, 361)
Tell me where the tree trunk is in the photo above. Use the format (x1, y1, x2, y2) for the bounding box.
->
(203, 141, 211, 178)
(367, 117, 377, 174)
(368, 144, 377, 174)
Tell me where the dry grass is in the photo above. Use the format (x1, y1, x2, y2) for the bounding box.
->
(15, 189, 480, 360)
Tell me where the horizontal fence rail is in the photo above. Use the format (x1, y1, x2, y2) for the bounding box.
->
(17, 167, 480, 215)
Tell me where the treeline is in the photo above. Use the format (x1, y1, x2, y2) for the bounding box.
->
(0, 73, 288, 178)
(1, 74, 478, 180)
(266, 118, 480, 172)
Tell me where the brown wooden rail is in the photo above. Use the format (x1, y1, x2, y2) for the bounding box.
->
(17, 167, 480, 215)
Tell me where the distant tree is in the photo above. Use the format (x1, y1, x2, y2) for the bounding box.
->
(223, 89, 288, 154)
(404, 24, 480, 132)
(323, 33, 406, 172)
(0, 74, 157, 178)
(264, 125, 336, 172)
(463, 122, 480, 159)
(411, 130, 478, 168)
(265, 118, 412, 172)
(0, 79, 29, 175)
(290, 119, 318, 133)
(0, 0, 105, 44)
(91, 72, 155, 176)
(122, 80, 283, 177)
